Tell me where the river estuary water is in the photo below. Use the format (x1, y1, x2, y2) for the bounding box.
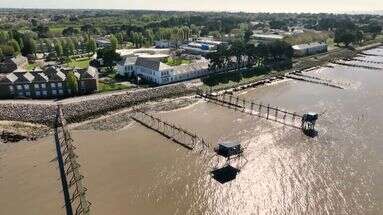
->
(1, 47, 383, 215)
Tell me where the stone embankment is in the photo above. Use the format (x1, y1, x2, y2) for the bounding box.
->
(0, 83, 196, 125)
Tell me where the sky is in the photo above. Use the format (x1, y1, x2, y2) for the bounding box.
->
(0, 0, 382, 13)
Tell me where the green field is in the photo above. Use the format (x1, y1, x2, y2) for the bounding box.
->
(26, 63, 38, 70)
(164, 58, 192, 66)
(65, 57, 91, 69)
(97, 81, 134, 93)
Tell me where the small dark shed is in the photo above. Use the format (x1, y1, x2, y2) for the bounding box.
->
(215, 141, 243, 158)
(302, 112, 318, 122)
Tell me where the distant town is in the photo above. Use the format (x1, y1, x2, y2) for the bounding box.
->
(0, 9, 382, 99)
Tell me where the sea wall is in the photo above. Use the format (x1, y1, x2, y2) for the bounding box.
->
(0, 83, 196, 125)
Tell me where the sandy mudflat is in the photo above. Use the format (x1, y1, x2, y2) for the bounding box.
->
(0, 138, 65, 215)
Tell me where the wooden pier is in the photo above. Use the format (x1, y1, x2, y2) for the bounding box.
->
(353, 58, 383, 65)
(198, 92, 304, 129)
(131, 110, 210, 150)
(54, 106, 91, 215)
(331, 60, 382, 70)
(285, 72, 344, 89)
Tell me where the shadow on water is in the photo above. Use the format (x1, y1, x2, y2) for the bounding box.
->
(303, 129, 319, 138)
(210, 165, 240, 184)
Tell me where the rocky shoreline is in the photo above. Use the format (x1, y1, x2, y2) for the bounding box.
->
(0, 121, 51, 143)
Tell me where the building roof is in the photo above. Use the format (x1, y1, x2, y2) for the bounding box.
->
(0, 66, 97, 85)
(119, 56, 138, 65)
(251, 33, 284, 40)
(292, 42, 327, 50)
(135, 57, 171, 71)
(44, 66, 66, 81)
(173, 61, 209, 75)
(23, 72, 35, 82)
(80, 66, 97, 79)
(10, 55, 28, 67)
(32, 72, 49, 82)
(6, 73, 18, 83)
(0, 55, 28, 74)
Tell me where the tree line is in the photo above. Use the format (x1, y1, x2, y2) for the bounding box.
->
(206, 40, 293, 72)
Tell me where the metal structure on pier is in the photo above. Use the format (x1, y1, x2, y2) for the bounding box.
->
(131, 110, 210, 151)
(198, 92, 319, 135)
(54, 106, 91, 215)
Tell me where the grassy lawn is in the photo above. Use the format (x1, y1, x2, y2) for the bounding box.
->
(27, 63, 38, 70)
(200, 67, 280, 92)
(164, 58, 192, 66)
(65, 57, 91, 69)
(97, 81, 134, 93)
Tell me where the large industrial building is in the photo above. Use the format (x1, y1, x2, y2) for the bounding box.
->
(292, 42, 328, 56)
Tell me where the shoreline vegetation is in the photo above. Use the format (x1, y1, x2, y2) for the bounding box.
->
(0, 42, 382, 143)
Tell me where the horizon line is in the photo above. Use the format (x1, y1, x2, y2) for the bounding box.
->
(0, 7, 382, 15)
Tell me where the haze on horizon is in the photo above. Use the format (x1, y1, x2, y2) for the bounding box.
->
(0, 0, 382, 13)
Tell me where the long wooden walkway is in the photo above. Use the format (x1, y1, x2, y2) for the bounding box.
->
(285, 72, 344, 89)
(353, 58, 383, 65)
(131, 110, 210, 150)
(331, 60, 382, 70)
(198, 93, 303, 129)
(54, 106, 91, 215)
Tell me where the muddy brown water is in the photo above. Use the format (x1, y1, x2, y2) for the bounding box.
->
(1, 47, 383, 214)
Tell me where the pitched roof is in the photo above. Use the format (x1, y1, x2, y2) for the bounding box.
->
(11, 55, 28, 66)
(31, 72, 49, 82)
(135, 57, 171, 71)
(5, 73, 18, 83)
(44, 66, 66, 81)
(173, 61, 209, 75)
(23, 72, 35, 82)
(119, 56, 138, 65)
(80, 66, 97, 79)
(292, 42, 327, 50)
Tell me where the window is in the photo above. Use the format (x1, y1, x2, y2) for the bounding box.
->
(9, 86, 14, 92)
(42, 91, 47, 96)
(52, 90, 57, 95)
(18, 92, 24, 97)
(59, 90, 64, 95)
(36, 91, 41, 97)
(25, 92, 31, 96)
(34, 84, 40, 89)
(51, 83, 56, 88)
(41, 84, 46, 89)
(24, 84, 29, 90)
(68, 89, 72, 94)
(57, 83, 63, 88)
(16, 85, 22, 90)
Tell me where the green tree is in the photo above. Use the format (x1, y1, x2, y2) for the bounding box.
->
(244, 29, 253, 43)
(97, 48, 121, 69)
(0, 31, 9, 44)
(44, 38, 53, 52)
(366, 23, 382, 39)
(8, 39, 21, 54)
(67, 71, 79, 95)
(110, 35, 118, 50)
(334, 29, 357, 47)
(54, 42, 63, 58)
(0, 45, 15, 56)
(62, 40, 75, 58)
(87, 38, 97, 54)
(21, 37, 36, 56)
